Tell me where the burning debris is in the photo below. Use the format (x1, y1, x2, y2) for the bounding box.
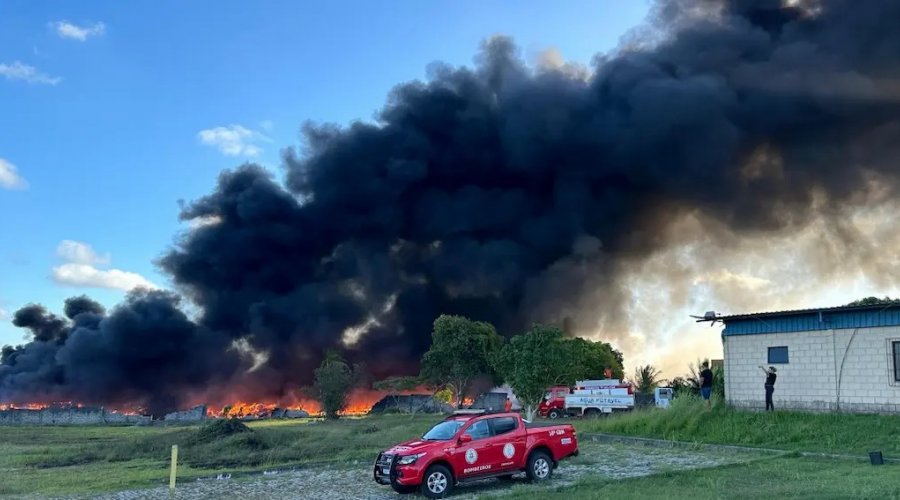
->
(4, 0, 900, 413)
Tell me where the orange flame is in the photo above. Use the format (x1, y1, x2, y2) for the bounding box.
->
(3, 386, 434, 418)
(0, 403, 49, 411)
(206, 387, 430, 418)
(0, 401, 147, 414)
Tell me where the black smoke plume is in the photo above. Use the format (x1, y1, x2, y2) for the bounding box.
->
(3, 0, 900, 412)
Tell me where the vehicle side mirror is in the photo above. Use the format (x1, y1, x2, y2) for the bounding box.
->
(458, 434, 473, 444)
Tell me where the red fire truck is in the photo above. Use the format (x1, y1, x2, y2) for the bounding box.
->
(538, 379, 635, 419)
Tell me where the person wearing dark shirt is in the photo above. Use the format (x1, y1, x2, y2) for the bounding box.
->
(758, 365, 777, 411)
(699, 362, 714, 408)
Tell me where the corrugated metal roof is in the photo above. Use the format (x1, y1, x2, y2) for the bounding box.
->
(714, 302, 900, 321)
(716, 302, 900, 336)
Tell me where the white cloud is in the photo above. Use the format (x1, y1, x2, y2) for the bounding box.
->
(51, 240, 157, 291)
(185, 215, 222, 230)
(197, 125, 268, 156)
(52, 264, 157, 291)
(56, 240, 110, 266)
(0, 61, 60, 85)
(0, 158, 29, 190)
(53, 21, 105, 41)
(0, 308, 8, 321)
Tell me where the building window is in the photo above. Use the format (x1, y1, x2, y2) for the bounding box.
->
(893, 341, 900, 383)
(768, 346, 789, 364)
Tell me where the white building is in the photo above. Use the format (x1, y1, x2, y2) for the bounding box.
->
(715, 304, 900, 413)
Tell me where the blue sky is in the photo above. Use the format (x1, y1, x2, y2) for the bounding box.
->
(0, 1, 651, 346)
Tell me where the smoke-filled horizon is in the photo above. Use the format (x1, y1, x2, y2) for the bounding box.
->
(4, 0, 900, 414)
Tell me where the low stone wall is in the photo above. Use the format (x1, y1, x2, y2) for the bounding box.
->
(0, 407, 151, 426)
(163, 404, 207, 422)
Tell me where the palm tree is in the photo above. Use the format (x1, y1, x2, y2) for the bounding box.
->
(632, 365, 663, 394)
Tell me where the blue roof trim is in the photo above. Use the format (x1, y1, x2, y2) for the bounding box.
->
(722, 308, 900, 336)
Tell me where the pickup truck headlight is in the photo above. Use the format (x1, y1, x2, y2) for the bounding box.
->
(396, 453, 425, 465)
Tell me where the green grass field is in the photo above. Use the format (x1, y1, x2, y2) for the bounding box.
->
(495, 455, 900, 500)
(573, 396, 900, 456)
(3, 401, 900, 498)
(0, 414, 439, 497)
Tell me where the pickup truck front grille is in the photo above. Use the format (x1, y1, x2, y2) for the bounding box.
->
(376, 453, 394, 468)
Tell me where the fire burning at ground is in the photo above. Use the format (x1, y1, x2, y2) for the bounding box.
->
(0, 401, 144, 416)
(1, 387, 434, 419)
(207, 387, 432, 418)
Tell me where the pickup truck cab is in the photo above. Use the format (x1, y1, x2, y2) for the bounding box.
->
(373, 410, 578, 498)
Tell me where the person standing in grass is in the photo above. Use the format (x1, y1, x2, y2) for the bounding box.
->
(759, 365, 777, 411)
(699, 361, 713, 409)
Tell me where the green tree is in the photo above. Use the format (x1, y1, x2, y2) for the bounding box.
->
(433, 388, 454, 405)
(313, 352, 361, 419)
(493, 325, 569, 421)
(632, 364, 663, 394)
(564, 338, 625, 381)
(492, 325, 624, 420)
(419, 315, 503, 408)
(845, 296, 900, 306)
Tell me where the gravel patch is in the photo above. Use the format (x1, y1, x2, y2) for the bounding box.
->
(86, 442, 760, 500)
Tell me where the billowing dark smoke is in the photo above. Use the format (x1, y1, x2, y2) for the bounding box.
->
(4, 0, 900, 412)
(2, 292, 240, 415)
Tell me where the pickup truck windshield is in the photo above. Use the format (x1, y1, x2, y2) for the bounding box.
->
(422, 420, 464, 440)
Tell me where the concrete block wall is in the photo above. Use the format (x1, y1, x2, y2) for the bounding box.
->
(163, 404, 207, 422)
(0, 407, 151, 425)
(725, 326, 900, 413)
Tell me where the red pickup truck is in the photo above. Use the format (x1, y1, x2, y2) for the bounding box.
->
(373, 410, 578, 498)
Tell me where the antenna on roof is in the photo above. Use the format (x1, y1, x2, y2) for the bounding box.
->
(690, 311, 722, 327)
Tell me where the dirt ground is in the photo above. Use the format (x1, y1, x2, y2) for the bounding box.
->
(81, 442, 762, 500)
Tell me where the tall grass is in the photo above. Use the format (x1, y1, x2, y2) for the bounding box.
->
(574, 396, 900, 456)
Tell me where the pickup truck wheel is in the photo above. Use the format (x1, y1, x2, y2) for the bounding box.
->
(525, 451, 553, 482)
(421, 464, 454, 499)
(390, 483, 417, 494)
(548, 409, 561, 419)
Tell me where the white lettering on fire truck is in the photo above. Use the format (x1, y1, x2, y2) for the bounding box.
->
(463, 464, 492, 474)
(561, 437, 572, 445)
(549, 429, 565, 437)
